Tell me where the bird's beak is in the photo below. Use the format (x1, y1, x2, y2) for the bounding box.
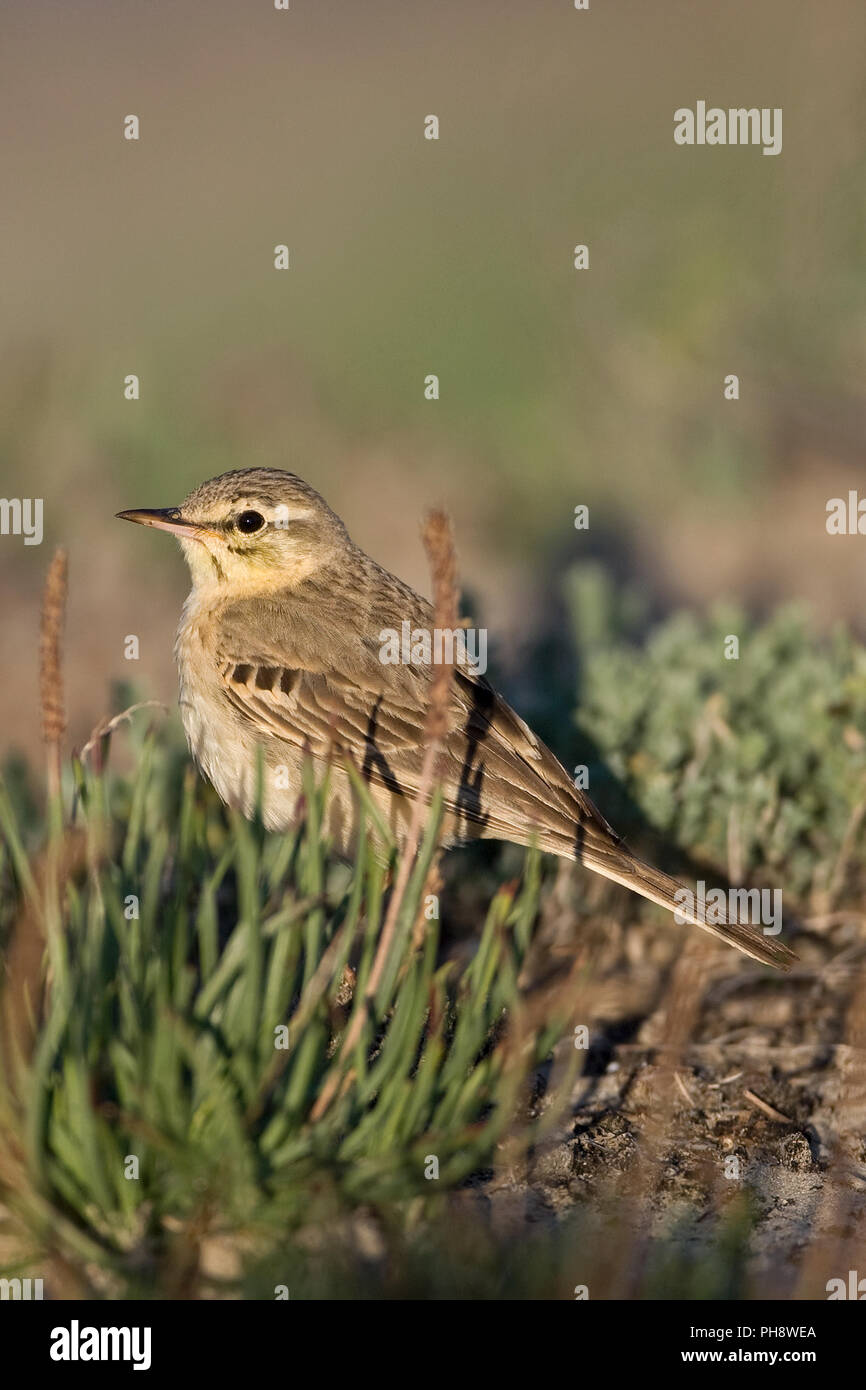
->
(116, 508, 219, 543)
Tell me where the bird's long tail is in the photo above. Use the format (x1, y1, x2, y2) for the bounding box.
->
(580, 842, 796, 970)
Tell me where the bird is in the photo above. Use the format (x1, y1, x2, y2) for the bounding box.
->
(117, 467, 795, 970)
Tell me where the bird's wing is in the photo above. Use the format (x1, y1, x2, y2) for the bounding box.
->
(212, 594, 798, 970)
(219, 658, 426, 760)
(443, 667, 621, 852)
(213, 593, 613, 855)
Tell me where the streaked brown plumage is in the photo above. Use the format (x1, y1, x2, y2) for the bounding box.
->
(118, 467, 796, 970)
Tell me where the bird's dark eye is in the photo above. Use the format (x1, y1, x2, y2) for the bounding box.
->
(237, 509, 266, 534)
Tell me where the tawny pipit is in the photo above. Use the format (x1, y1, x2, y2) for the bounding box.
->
(118, 468, 794, 969)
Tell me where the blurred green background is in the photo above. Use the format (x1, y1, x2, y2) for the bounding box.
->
(2, 0, 865, 760)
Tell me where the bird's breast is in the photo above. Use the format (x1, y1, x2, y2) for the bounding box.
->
(175, 602, 253, 808)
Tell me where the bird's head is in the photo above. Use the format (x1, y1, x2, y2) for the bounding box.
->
(117, 468, 350, 594)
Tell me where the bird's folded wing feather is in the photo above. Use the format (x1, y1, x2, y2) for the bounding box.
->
(213, 596, 614, 854)
(211, 591, 798, 971)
